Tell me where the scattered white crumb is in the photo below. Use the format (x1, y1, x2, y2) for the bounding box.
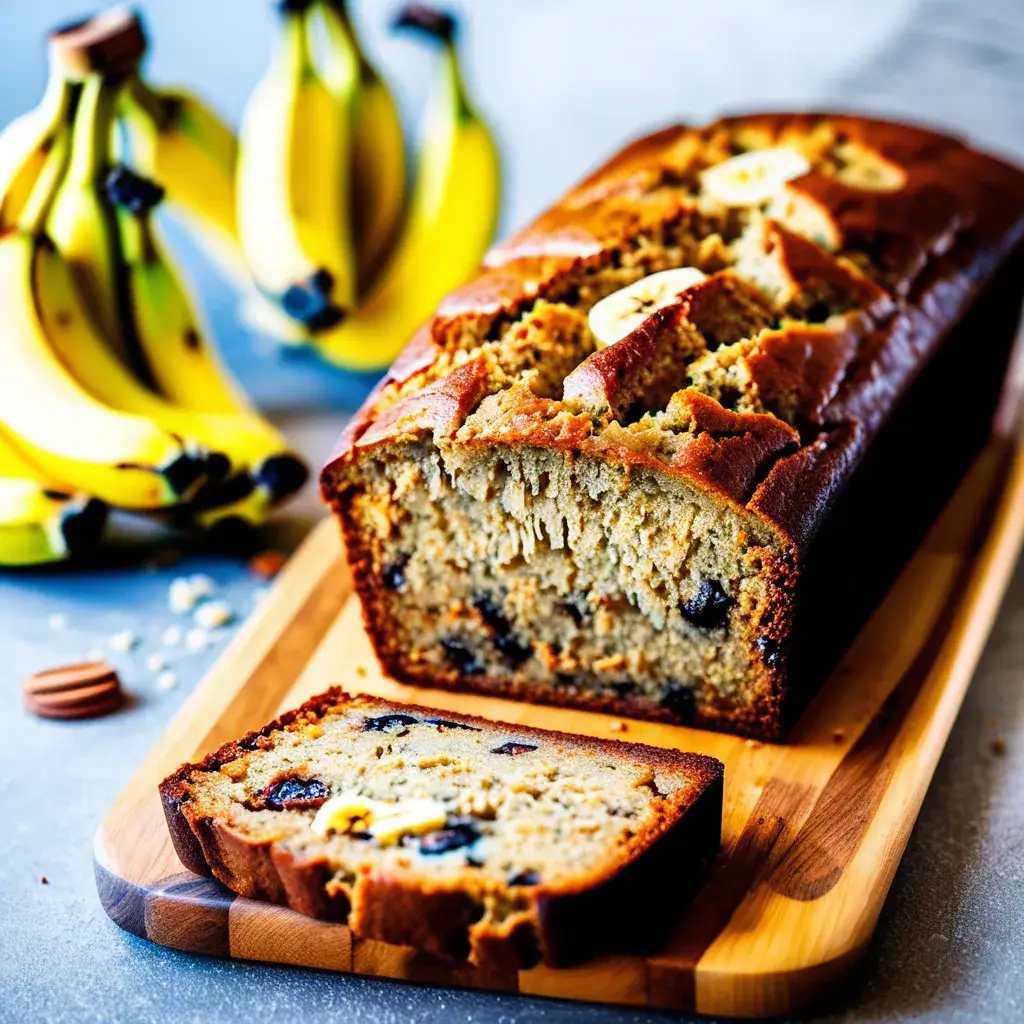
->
(168, 577, 198, 614)
(48, 613, 67, 630)
(194, 600, 234, 630)
(146, 652, 167, 673)
(86, 648, 105, 662)
(189, 574, 217, 599)
(185, 628, 209, 652)
(169, 574, 219, 615)
(156, 670, 178, 691)
(161, 625, 183, 647)
(108, 630, 138, 653)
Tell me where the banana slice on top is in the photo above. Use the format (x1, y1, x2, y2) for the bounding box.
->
(588, 267, 707, 348)
(702, 146, 810, 207)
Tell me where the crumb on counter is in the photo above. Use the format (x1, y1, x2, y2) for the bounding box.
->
(161, 626, 183, 647)
(157, 671, 178, 692)
(108, 630, 138, 654)
(169, 574, 219, 615)
(991, 737, 1007, 756)
(169, 577, 198, 614)
(609, 720, 628, 733)
(189, 574, 217, 599)
(185, 628, 209, 652)
(194, 600, 234, 630)
(48, 613, 67, 631)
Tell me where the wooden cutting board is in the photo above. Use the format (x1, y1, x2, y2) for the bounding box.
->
(94, 436, 1024, 1019)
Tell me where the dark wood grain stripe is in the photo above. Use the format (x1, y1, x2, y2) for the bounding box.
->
(768, 464, 1008, 902)
(192, 552, 350, 759)
(144, 873, 235, 956)
(648, 778, 817, 1009)
(95, 857, 147, 940)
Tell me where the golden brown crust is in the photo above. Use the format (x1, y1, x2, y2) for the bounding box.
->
(327, 112, 1024, 545)
(321, 112, 1024, 740)
(160, 689, 724, 967)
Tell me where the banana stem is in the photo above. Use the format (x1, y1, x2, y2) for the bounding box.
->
(38, 66, 80, 129)
(439, 42, 472, 123)
(279, 6, 318, 82)
(316, 0, 363, 90)
(120, 73, 169, 128)
(61, 74, 120, 192)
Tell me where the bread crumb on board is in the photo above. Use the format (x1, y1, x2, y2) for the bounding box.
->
(249, 549, 288, 579)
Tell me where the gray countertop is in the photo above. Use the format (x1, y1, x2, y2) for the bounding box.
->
(2, 1, 1024, 1021)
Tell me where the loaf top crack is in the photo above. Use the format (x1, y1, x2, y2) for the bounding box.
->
(322, 113, 1024, 553)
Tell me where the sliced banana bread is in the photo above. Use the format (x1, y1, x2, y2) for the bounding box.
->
(322, 113, 1024, 738)
(160, 689, 723, 968)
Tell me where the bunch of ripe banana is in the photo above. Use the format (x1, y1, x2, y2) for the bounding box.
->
(236, 0, 501, 370)
(0, 10, 308, 566)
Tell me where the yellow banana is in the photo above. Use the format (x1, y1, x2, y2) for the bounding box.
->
(0, 227, 205, 508)
(0, 67, 78, 233)
(110, 169, 309, 510)
(316, 0, 406, 291)
(311, 9, 500, 371)
(27, 83, 242, 485)
(0, 429, 107, 566)
(236, 0, 357, 330)
(119, 72, 246, 286)
(0, 112, 207, 509)
(43, 73, 135, 365)
(116, 34, 307, 352)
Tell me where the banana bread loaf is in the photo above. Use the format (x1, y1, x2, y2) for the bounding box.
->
(321, 113, 1024, 739)
(160, 689, 723, 967)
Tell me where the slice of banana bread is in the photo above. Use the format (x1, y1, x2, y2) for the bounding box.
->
(322, 113, 1024, 738)
(160, 689, 723, 968)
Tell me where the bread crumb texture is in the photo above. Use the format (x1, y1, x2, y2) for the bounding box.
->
(162, 692, 722, 965)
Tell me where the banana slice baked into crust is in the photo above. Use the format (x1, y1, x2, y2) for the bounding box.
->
(160, 689, 723, 968)
(322, 113, 1024, 739)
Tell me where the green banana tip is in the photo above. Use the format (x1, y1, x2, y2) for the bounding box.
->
(392, 4, 457, 45)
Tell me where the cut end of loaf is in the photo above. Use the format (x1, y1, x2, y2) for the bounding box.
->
(332, 433, 793, 736)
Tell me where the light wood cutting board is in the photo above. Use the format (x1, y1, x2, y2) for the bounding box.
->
(94, 436, 1024, 1018)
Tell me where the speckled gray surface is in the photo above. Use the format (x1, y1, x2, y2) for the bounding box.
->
(2, 0, 1024, 1021)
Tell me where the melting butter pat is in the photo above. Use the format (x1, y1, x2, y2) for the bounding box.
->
(310, 792, 448, 846)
